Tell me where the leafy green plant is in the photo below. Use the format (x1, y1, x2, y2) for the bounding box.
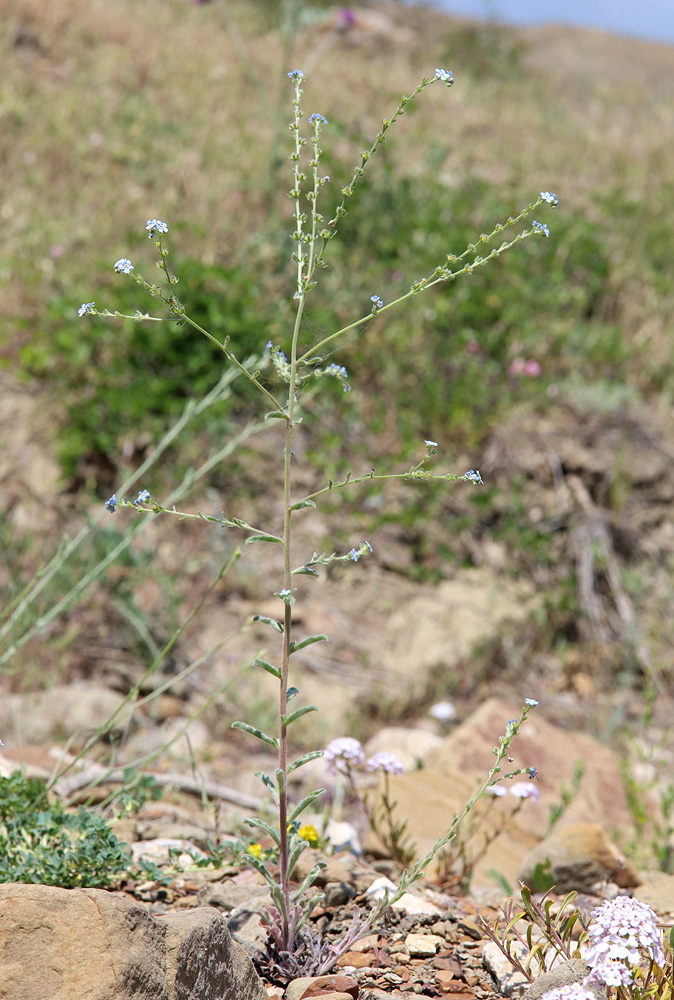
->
(0, 770, 131, 888)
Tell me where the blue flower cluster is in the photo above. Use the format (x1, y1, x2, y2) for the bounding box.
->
(114, 258, 134, 274)
(435, 68, 454, 84)
(78, 301, 95, 318)
(464, 469, 484, 486)
(532, 220, 550, 238)
(308, 113, 328, 125)
(146, 219, 168, 237)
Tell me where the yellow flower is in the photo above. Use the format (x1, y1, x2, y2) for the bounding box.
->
(297, 824, 319, 847)
(247, 843, 262, 859)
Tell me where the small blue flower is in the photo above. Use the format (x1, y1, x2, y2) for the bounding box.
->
(364, 541, 373, 553)
(370, 295, 383, 309)
(464, 469, 484, 486)
(146, 219, 168, 237)
(105, 494, 117, 513)
(78, 301, 96, 318)
(287, 69, 304, 81)
(525, 698, 539, 707)
(349, 548, 359, 561)
(532, 220, 550, 238)
(425, 439, 438, 448)
(114, 258, 134, 273)
(435, 68, 454, 84)
(540, 191, 558, 207)
(308, 113, 328, 125)
(527, 767, 538, 780)
(265, 340, 272, 352)
(134, 490, 151, 504)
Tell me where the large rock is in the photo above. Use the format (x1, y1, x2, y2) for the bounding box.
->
(517, 823, 641, 893)
(362, 699, 638, 890)
(0, 882, 266, 1000)
(0, 683, 133, 744)
(426, 698, 635, 841)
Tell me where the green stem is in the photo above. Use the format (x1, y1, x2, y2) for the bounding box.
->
(181, 314, 285, 414)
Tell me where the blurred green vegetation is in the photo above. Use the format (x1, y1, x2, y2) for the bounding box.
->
(2, 0, 674, 701)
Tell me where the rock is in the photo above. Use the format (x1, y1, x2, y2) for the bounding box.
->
(285, 975, 359, 1000)
(362, 764, 538, 891)
(0, 683, 133, 744)
(227, 892, 273, 955)
(323, 819, 362, 855)
(427, 698, 636, 842)
(633, 869, 674, 916)
(131, 837, 208, 868)
(364, 727, 443, 772)
(323, 881, 356, 907)
(365, 877, 443, 916)
(0, 882, 266, 1000)
(404, 932, 443, 957)
(482, 940, 531, 997)
(362, 698, 639, 890)
(524, 959, 607, 1000)
(140, 821, 213, 851)
(198, 880, 269, 912)
(293, 850, 380, 893)
(517, 823, 641, 893)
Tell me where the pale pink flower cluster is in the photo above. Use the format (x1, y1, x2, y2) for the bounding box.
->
(323, 738, 404, 777)
(488, 781, 539, 803)
(584, 896, 664, 987)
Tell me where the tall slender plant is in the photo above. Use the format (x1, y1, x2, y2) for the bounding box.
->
(81, 68, 556, 977)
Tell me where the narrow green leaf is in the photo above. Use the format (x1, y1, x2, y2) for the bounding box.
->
(231, 721, 279, 748)
(289, 499, 317, 511)
(289, 787, 325, 824)
(252, 615, 284, 633)
(255, 771, 279, 805)
(245, 533, 283, 545)
(286, 838, 309, 881)
(230, 517, 254, 530)
(290, 861, 326, 903)
(282, 704, 319, 727)
(289, 634, 328, 654)
(251, 658, 281, 679)
(291, 566, 320, 577)
(244, 816, 281, 846)
(288, 750, 324, 774)
(264, 410, 289, 420)
(244, 851, 279, 891)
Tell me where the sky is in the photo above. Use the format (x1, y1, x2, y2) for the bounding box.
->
(407, 0, 674, 46)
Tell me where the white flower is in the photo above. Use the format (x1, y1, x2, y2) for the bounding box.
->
(488, 785, 507, 797)
(114, 258, 134, 274)
(429, 700, 456, 721)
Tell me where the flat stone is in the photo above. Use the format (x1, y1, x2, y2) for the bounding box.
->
(404, 932, 444, 957)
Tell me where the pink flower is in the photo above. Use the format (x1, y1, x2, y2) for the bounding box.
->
(510, 781, 540, 803)
(524, 360, 542, 377)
